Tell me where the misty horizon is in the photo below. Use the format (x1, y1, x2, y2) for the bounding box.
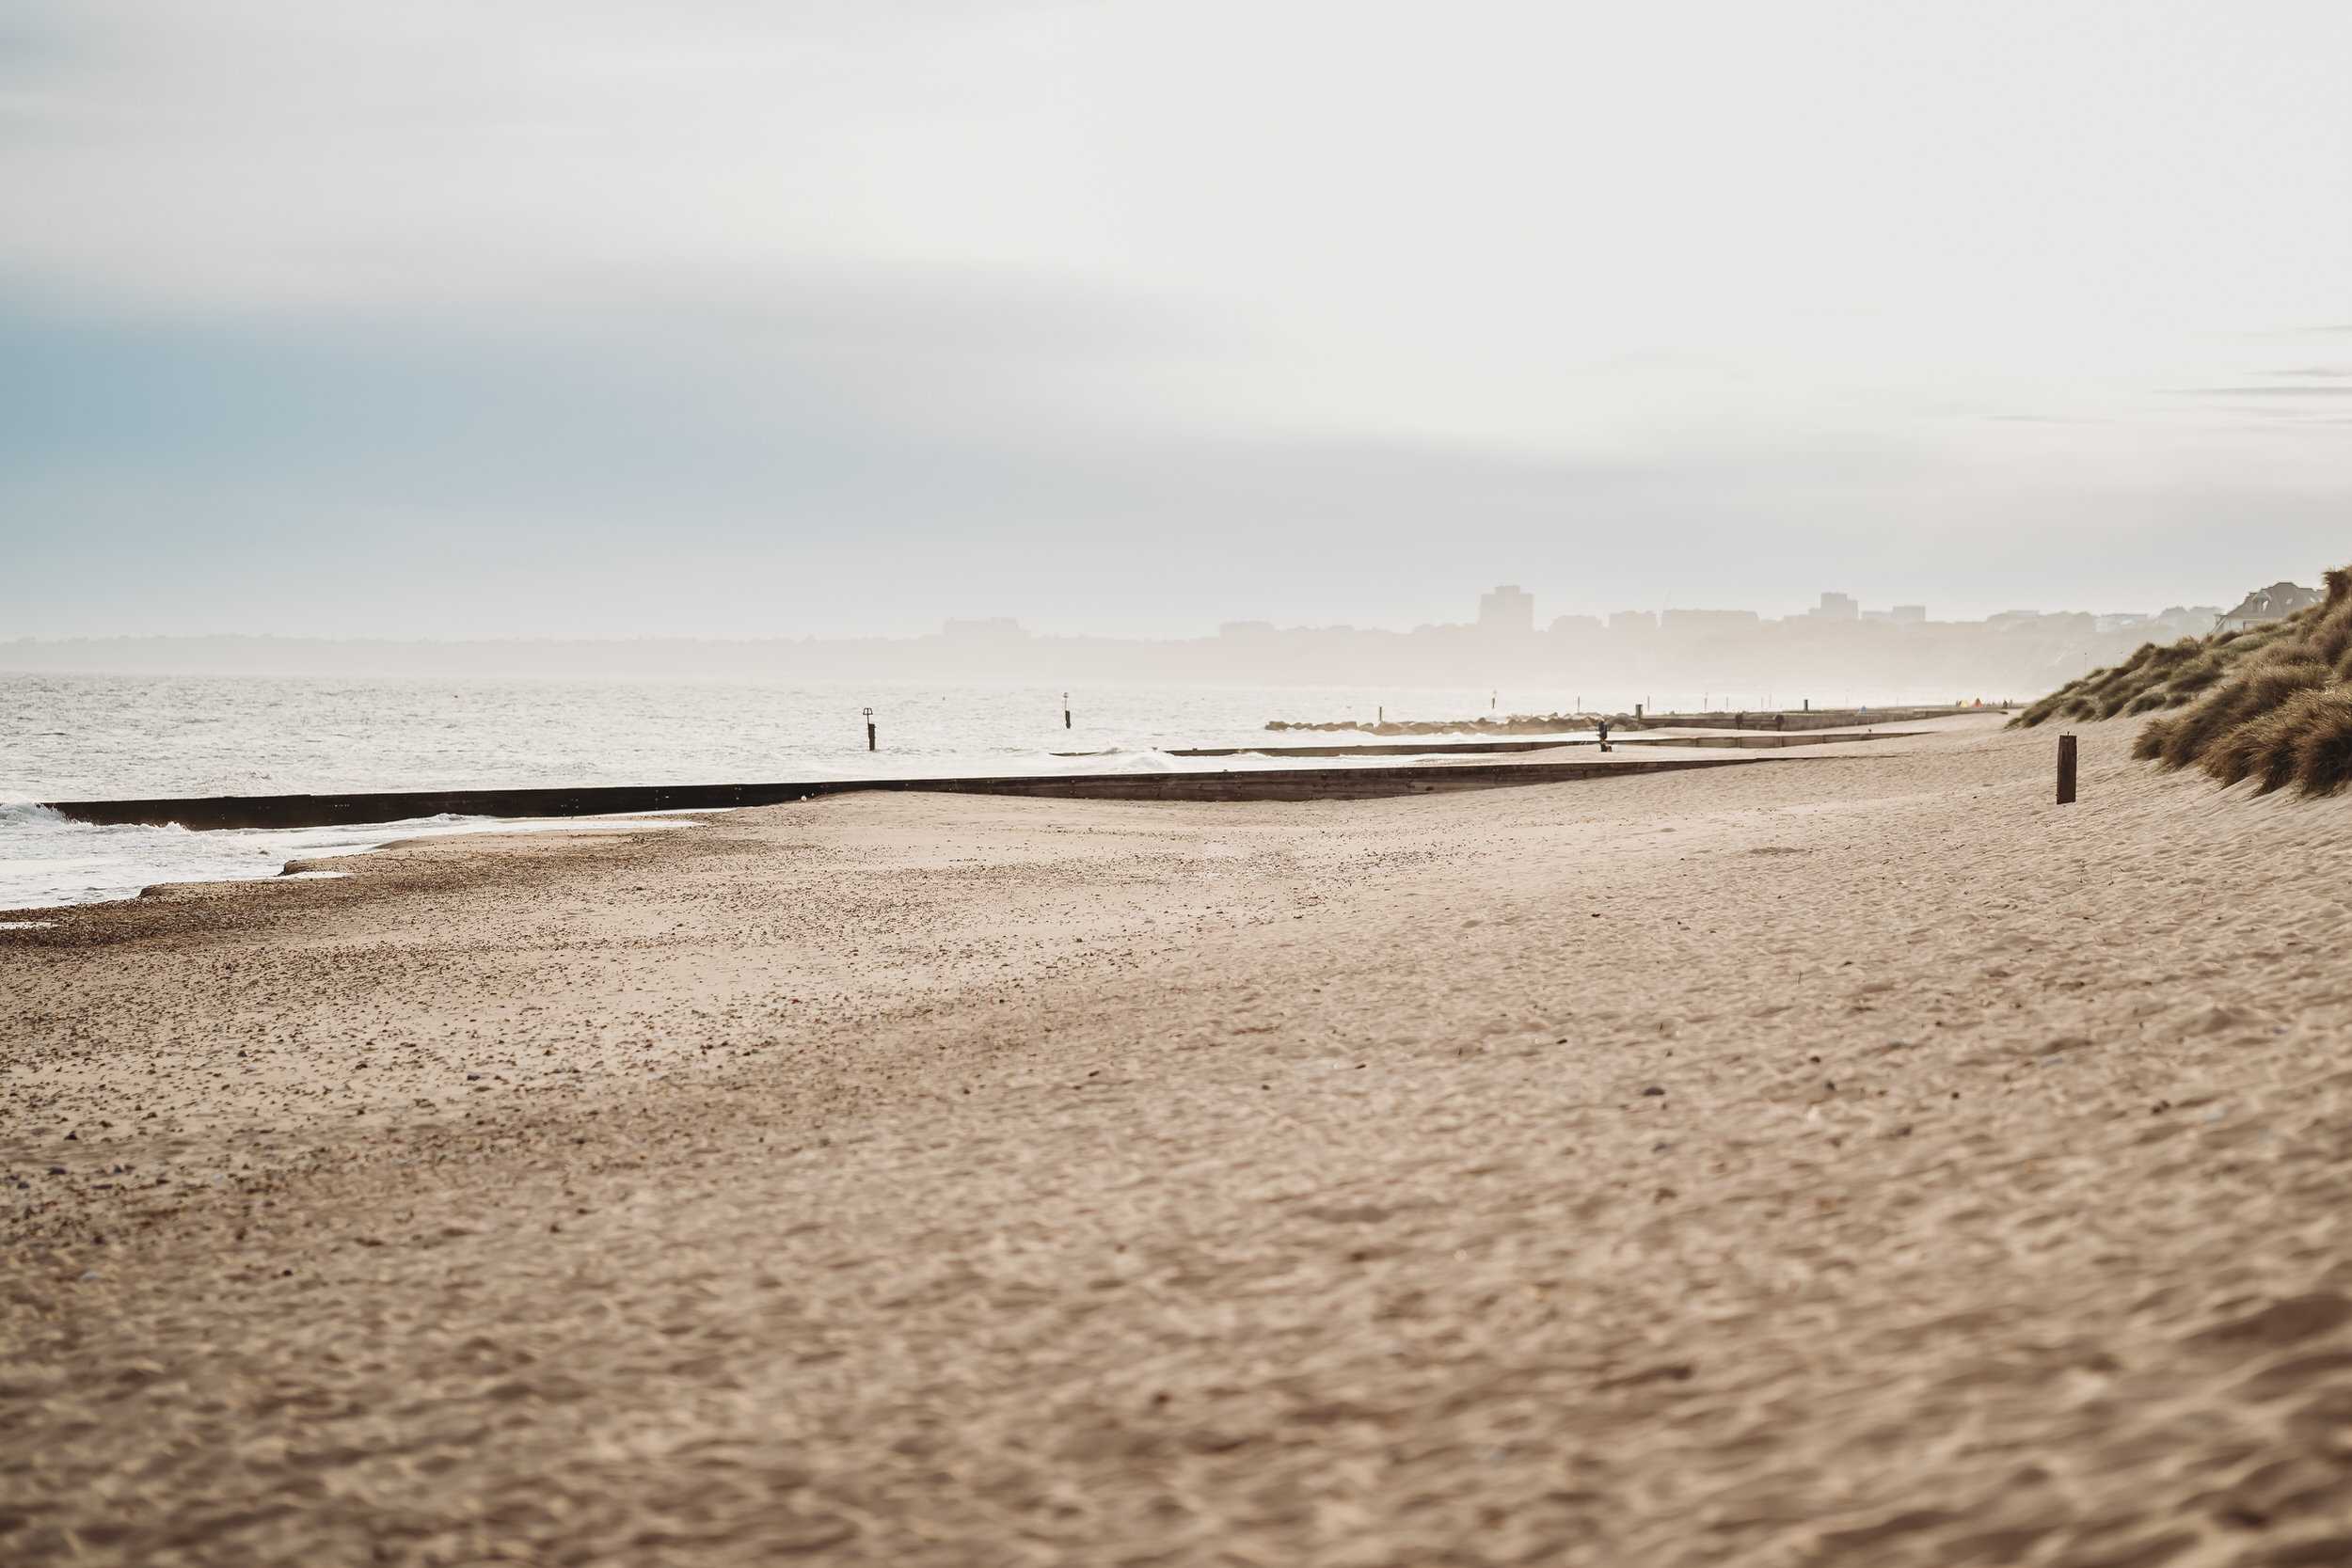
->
(3, 575, 2242, 700)
(0, 578, 2265, 650)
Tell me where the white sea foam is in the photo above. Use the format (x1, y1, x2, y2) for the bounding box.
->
(0, 803, 700, 911)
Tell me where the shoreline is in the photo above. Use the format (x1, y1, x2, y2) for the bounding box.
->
(9, 709, 2352, 1564)
(22, 721, 1963, 839)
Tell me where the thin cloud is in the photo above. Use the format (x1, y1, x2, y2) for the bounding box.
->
(5, 1, 2352, 639)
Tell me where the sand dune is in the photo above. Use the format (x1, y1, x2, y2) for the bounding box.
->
(8, 711, 2352, 1566)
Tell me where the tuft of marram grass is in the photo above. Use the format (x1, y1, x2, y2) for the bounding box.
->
(2011, 634, 2244, 731)
(2286, 689, 2352, 796)
(2089, 565, 2352, 798)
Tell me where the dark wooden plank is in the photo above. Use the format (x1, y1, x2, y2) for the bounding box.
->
(40, 754, 1762, 832)
(1617, 730, 1929, 750)
(1158, 739, 1581, 758)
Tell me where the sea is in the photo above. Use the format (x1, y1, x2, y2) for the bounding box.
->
(1, 672, 1956, 911)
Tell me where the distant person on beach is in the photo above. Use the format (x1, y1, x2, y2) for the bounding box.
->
(1595, 717, 1612, 752)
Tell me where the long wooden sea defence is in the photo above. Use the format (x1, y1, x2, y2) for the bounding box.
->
(1621, 729, 1929, 750)
(1265, 704, 2004, 737)
(41, 753, 1762, 832)
(1159, 739, 1579, 758)
(1172, 729, 1929, 759)
(1633, 705, 2004, 732)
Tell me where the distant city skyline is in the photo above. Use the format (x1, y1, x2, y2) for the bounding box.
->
(811, 580, 2269, 642)
(1216, 584, 2241, 642)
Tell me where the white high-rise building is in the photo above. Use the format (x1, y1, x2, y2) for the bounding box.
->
(1476, 585, 1534, 634)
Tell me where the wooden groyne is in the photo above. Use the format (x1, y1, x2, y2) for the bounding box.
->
(1167, 729, 1922, 757)
(1619, 729, 1929, 750)
(1264, 704, 2007, 736)
(41, 753, 1763, 833)
(1161, 739, 1580, 758)
(1631, 705, 2007, 732)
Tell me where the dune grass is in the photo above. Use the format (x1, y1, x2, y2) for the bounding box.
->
(2010, 568, 2352, 797)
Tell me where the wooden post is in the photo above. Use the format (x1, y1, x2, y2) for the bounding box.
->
(2057, 733, 2077, 804)
(864, 706, 876, 752)
(1063, 692, 1071, 730)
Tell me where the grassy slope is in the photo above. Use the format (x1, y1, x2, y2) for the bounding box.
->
(2010, 567, 2352, 797)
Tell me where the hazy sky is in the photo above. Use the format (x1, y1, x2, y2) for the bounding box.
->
(6, 1, 2351, 640)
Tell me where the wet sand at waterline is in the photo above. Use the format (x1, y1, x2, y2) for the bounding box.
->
(8, 712, 2352, 1567)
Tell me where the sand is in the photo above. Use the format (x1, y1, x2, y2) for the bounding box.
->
(7, 711, 2352, 1567)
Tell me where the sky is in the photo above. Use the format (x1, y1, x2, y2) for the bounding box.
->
(5, 0, 2352, 641)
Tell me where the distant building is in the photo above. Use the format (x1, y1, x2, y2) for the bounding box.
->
(2217, 582, 2323, 632)
(1549, 614, 1604, 635)
(1609, 610, 1657, 635)
(1219, 621, 1276, 639)
(1477, 585, 1535, 635)
(1660, 609, 1759, 639)
(2155, 605, 2224, 632)
(1804, 593, 1859, 623)
(943, 617, 1029, 642)
(1893, 605, 1926, 625)
(2095, 613, 2150, 633)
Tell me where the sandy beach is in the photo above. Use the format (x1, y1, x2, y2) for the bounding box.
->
(8, 710, 2352, 1566)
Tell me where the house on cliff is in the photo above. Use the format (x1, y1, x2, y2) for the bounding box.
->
(2217, 582, 2322, 632)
